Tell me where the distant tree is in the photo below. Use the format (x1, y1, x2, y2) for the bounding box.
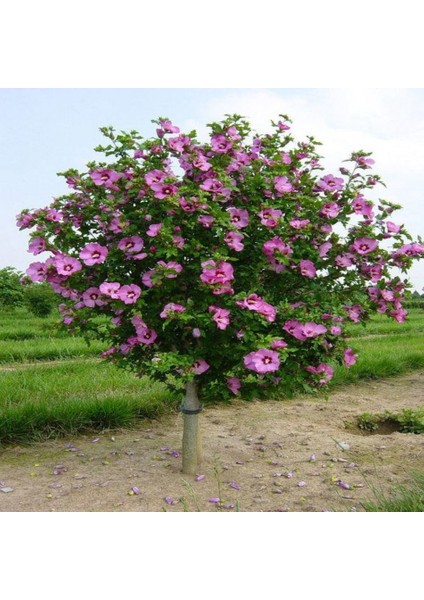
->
(23, 282, 57, 317)
(0, 267, 24, 309)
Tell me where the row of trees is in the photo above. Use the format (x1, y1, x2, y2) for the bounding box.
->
(0, 267, 58, 317)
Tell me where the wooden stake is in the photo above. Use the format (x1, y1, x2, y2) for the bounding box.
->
(181, 381, 202, 475)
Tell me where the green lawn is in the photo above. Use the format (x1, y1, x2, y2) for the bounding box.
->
(0, 307, 423, 445)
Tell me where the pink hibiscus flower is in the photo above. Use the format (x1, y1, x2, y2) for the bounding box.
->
(79, 243, 109, 265)
(244, 348, 280, 373)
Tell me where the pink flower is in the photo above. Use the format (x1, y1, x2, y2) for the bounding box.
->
(160, 303, 186, 318)
(79, 243, 109, 265)
(351, 237, 378, 255)
(209, 306, 231, 330)
(192, 328, 201, 338)
(82, 287, 104, 308)
(302, 322, 327, 338)
(136, 327, 158, 345)
(227, 377, 241, 395)
(263, 237, 293, 272)
(150, 182, 178, 199)
(319, 202, 340, 218)
(344, 304, 363, 323)
(352, 195, 374, 219)
(319, 242, 332, 257)
(316, 174, 344, 193)
(386, 221, 401, 234)
(200, 260, 234, 294)
(299, 259, 316, 278)
(343, 348, 358, 367)
(157, 261, 183, 278)
(211, 134, 233, 154)
(271, 339, 288, 350)
(283, 320, 305, 341)
(191, 360, 210, 375)
(146, 223, 162, 237)
(228, 207, 250, 229)
(224, 231, 244, 252)
(156, 120, 180, 136)
(274, 176, 293, 195)
(117, 236, 144, 254)
(99, 281, 121, 298)
(117, 284, 141, 304)
(144, 170, 167, 186)
(26, 262, 47, 282)
(173, 235, 185, 249)
(198, 215, 215, 228)
(55, 255, 82, 277)
(90, 169, 122, 188)
(258, 208, 283, 228)
(330, 325, 342, 336)
(336, 254, 354, 268)
(306, 363, 334, 385)
(290, 218, 310, 229)
(390, 308, 408, 323)
(192, 153, 212, 172)
(28, 237, 46, 255)
(236, 294, 276, 322)
(244, 348, 280, 373)
(393, 243, 424, 257)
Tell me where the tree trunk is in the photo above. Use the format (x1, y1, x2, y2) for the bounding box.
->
(181, 381, 202, 475)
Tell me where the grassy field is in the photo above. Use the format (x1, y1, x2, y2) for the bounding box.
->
(1, 307, 423, 445)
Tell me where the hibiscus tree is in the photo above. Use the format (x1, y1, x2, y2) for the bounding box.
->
(18, 115, 423, 474)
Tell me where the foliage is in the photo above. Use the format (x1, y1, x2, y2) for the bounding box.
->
(23, 282, 58, 317)
(17, 115, 424, 402)
(358, 408, 424, 433)
(0, 267, 24, 309)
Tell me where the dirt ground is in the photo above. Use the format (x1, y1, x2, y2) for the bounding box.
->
(1, 370, 423, 512)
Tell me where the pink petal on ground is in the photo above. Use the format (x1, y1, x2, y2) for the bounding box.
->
(337, 481, 351, 490)
(92, 437, 100, 443)
(131, 486, 141, 495)
(195, 474, 206, 481)
(229, 482, 241, 490)
(297, 481, 307, 487)
(309, 454, 316, 462)
(208, 497, 221, 503)
(164, 496, 177, 505)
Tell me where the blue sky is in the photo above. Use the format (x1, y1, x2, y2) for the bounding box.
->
(1, 88, 423, 290)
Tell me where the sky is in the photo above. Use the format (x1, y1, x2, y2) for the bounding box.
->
(1, 88, 423, 290)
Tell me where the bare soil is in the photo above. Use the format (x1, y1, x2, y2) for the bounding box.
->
(1, 370, 423, 512)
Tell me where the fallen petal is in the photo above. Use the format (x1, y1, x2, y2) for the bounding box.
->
(286, 471, 294, 479)
(297, 481, 306, 487)
(208, 497, 220, 503)
(164, 496, 177, 505)
(92, 437, 100, 443)
(131, 486, 140, 495)
(309, 454, 316, 462)
(195, 474, 206, 481)
(222, 503, 234, 509)
(337, 480, 351, 490)
(229, 482, 241, 490)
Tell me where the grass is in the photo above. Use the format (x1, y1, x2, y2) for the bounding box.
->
(345, 309, 424, 338)
(0, 337, 107, 363)
(363, 472, 424, 512)
(0, 361, 176, 445)
(331, 332, 424, 386)
(1, 307, 424, 445)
